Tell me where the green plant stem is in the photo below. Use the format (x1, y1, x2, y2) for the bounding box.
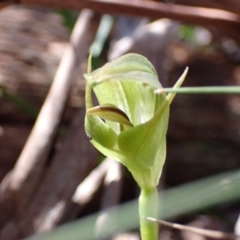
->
(139, 187, 158, 240)
(159, 86, 240, 94)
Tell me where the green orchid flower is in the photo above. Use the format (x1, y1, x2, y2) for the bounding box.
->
(85, 53, 187, 189)
(84, 53, 188, 240)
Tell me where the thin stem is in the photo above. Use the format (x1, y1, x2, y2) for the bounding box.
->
(156, 86, 240, 94)
(139, 187, 158, 240)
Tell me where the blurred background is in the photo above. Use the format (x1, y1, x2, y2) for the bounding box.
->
(1, 1, 240, 239)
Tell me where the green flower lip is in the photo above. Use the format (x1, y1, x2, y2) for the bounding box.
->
(87, 104, 133, 127)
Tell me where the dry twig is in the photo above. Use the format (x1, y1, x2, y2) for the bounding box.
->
(95, 160, 122, 237)
(63, 158, 113, 222)
(146, 217, 239, 240)
(0, 0, 240, 38)
(0, 9, 101, 239)
(171, 0, 240, 15)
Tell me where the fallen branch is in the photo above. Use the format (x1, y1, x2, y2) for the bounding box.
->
(0, 9, 101, 238)
(95, 160, 122, 237)
(0, 0, 240, 37)
(171, 0, 240, 15)
(146, 217, 239, 240)
(62, 158, 113, 222)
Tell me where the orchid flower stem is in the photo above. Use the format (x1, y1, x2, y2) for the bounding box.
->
(139, 187, 158, 240)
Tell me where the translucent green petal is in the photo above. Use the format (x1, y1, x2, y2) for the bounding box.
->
(93, 81, 159, 127)
(118, 104, 169, 188)
(84, 53, 159, 87)
(85, 81, 120, 154)
(85, 71, 161, 89)
(85, 114, 118, 151)
(90, 138, 124, 164)
(85, 54, 162, 127)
